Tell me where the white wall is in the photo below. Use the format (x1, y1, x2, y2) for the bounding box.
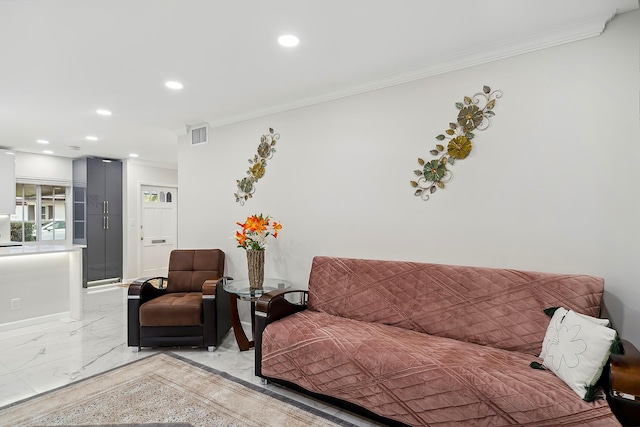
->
(122, 160, 178, 281)
(178, 11, 640, 344)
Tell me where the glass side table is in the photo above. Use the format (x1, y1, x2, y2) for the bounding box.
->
(223, 278, 291, 351)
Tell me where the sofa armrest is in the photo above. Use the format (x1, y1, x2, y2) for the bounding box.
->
(608, 339, 640, 426)
(255, 289, 308, 325)
(255, 290, 308, 378)
(610, 339, 640, 397)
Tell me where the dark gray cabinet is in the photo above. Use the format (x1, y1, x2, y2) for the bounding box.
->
(73, 158, 123, 285)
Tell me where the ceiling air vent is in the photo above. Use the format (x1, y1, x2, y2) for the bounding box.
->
(189, 124, 209, 145)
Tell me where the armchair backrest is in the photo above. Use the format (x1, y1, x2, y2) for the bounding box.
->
(166, 249, 225, 293)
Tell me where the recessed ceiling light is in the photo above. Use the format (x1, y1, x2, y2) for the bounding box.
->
(96, 109, 112, 116)
(278, 34, 299, 47)
(36, 139, 50, 144)
(86, 136, 98, 141)
(5, 151, 15, 155)
(129, 153, 139, 158)
(43, 150, 54, 154)
(165, 81, 183, 90)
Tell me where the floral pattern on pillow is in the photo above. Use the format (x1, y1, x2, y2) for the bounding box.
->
(546, 323, 587, 370)
(539, 307, 609, 359)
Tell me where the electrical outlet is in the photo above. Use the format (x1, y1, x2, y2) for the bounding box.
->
(10, 298, 20, 310)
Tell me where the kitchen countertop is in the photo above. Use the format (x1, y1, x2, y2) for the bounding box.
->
(0, 242, 85, 257)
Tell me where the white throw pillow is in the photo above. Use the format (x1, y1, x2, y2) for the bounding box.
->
(541, 309, 616, 400)
(539, 307, 609, 359)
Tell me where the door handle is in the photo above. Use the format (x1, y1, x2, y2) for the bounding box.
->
(103, 216, 106, 230)
(103, 201, 106, 214)
(152, 239, 166, 244)
(106, 216, 109, 230)
(106, 200, 109, 214)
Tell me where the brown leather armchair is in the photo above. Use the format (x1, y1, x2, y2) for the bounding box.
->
(127, 249, 231, 351)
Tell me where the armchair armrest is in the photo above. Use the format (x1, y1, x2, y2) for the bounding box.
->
(127, 276, 167, 348)
(256, 289, 308, 324)
(608, 339, 640, 426)
(128, 276, 167, 303)
(203, 278, 222, 296)
(202, 276, 233, 297)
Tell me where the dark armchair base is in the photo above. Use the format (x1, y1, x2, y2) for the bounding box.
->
(138, 325, 210, 348)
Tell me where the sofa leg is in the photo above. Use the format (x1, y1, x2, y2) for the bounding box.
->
(131, 346, 140, 353)
(207, 346, 215, 352)
(260, 377, 268, 385)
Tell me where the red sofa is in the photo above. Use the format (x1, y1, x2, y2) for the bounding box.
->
(255, 256, 640, 426)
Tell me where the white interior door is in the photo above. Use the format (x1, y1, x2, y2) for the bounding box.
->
(140, 185, 177, 278)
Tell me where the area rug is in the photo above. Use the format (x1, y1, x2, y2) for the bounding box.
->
(0, 353, 357, 427)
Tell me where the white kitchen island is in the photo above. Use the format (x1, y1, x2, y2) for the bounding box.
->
(0, 243, 84, 331)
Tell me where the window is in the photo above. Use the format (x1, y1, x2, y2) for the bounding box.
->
(11, 184, 68, 242)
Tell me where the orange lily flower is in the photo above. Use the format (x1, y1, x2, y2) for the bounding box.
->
(235, 230, 247, 247)
(272, 221, 282, 238)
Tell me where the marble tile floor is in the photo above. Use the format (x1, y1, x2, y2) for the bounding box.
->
(0, 284, 382, 426)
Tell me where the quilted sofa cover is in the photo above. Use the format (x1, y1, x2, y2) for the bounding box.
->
(261, 256, 620, 426)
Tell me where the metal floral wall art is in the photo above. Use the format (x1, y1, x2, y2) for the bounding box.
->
(411, 85, 502, 201)
(235, 127, 280, 205)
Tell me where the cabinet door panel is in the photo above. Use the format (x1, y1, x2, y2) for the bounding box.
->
(104, 214, 122, 280)
(86, 158, 105, 216)
(86, 214, 106, 281)
(104, 161, 122, 215)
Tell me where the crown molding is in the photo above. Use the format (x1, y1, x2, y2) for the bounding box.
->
(126, 157, 177, 170)
(208, 10, 616, 129)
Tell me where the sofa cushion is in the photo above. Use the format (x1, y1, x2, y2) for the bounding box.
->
(306, 256, 605, 355)
(262, 310, 618, 426)
(140, 292, 202, 326)
(541, 308, 617, 400)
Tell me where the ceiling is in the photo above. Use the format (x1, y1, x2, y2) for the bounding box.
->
(0, 0, 637, 168)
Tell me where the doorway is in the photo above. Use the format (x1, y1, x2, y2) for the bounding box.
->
(139, 185, 177, 278)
